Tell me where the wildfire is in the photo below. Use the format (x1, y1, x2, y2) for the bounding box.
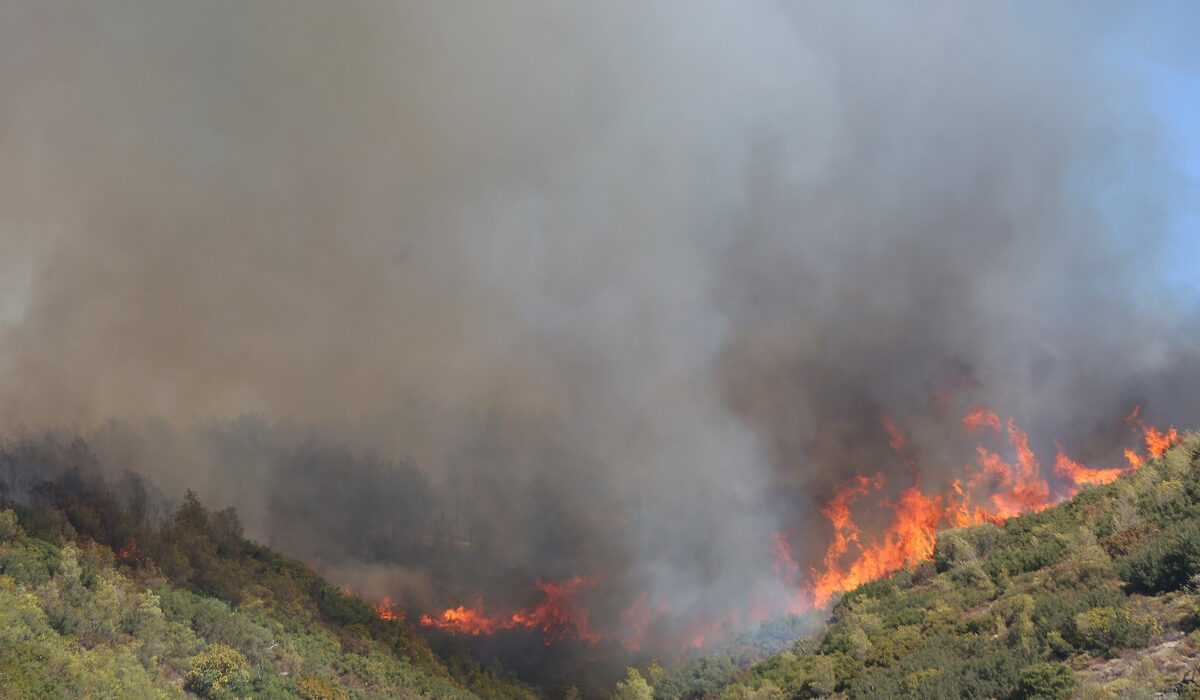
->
(794, 405, 1181, 609)
(385, 404, 1182, 652)
(1053, 444, 1124, 486)
(419, 604, 503, 635)
(962, 405, 1002, 435)
(882, 413, 909, 456)
(1122, 405, 1180, 466)
(115, 537, 141, 563)
(420, 575, 600, 645)
(374, 596, 401, 622)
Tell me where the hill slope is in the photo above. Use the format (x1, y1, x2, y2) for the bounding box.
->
(0, 475, 539, 699)
(628, 434, 1200, 700)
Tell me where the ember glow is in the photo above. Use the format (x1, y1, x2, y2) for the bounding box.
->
(115, 537, 141, 564)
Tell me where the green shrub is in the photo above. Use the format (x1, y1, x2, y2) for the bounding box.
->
(294, 673, 350, 700)
(184, 643, 252, 698)
(1016, 662, 1076, 699)
(1070, 606, 1154, 656)
(1120, 520, 1200, 594)
(0, 509, 22, 542)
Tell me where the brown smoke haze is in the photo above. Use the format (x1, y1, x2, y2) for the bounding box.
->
(1, 0, 1199, 665)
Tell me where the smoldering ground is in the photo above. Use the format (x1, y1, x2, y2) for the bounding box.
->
(1, 0, 1199, 670)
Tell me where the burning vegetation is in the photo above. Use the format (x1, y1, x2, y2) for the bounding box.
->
(403, 403, 1180, 651)
(1, 2, 1198, 697)
(419, 575, 600, 645)
(781, 405, 1179, 610)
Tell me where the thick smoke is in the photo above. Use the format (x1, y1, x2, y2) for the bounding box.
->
(1, 0, 1197, 658)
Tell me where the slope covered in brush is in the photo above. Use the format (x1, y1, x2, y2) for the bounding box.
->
(0, 467, 538, 699)
(624, 434, 1200, 699)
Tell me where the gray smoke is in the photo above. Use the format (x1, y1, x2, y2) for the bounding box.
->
(1, 0, 1197, 650)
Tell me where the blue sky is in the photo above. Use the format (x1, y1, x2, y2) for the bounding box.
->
(1148, 65, 1200, 288)
(1123, 4, 1200, 296)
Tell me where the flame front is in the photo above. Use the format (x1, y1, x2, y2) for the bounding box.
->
(420, 575, 600, 645)
(374, 597, 401, 622)
(1053, 444, 1124, 486)
(419, 604, 502, 635)
(796, 406, 1179, 609)
(386, 405, 1180, 651)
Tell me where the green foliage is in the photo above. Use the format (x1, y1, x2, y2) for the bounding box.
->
(0, 458, 528, 700)
(293, 672, 350, 700)
(612, 668, 654, 700)
(651, 654, 736, 700)
(933, 522, 1000, 573)
(0, 508, 21, 542)
(184, 643, 252, 698)
(1069, 605, 1156, 656)
(1120, 519, 1200, 594)
(648, 437, 1200, 700)
(1015, 662, 1076, 699)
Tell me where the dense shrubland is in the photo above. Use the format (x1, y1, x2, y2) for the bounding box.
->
(0, 435, 539, 699)
(8, 431, 1200, 699)
(627, 433, 1200, 699)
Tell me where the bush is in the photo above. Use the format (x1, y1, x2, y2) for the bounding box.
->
(1016, 662, 1077, 699)
(184, 643, 252, 698)
(294, 673, 350, 700)
(613, 668, 653, 700)
(1120, 520, 1200, 594)
(0, 509, 22, 543)
(1070, 606, 1154, 656)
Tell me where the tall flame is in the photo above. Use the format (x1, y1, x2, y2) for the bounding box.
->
(1122, 404, 1180, 466)
(962, 405, 1002, 435)
(796, 406, 1179, 608)
(1053, 443, 1124, 486)
(394, 404, 1180, 651)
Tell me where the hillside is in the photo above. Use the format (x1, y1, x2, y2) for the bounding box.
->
(0, 471, 539, 699)
(6, 434, 1200, 700)
(617, 433, 1200, 700)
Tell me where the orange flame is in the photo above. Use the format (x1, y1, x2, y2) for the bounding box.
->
(115, 537, 141, 563)
(374, 596, 401, 622)
(512, 576, 601, 645)
(1053, 444, 1124, 486)
(683, 618, 724, 649)
(882, 413, 908, 456)
(1145, 425, 1180, 459)
(420, 575, 600, 645)
(801, 406, 1173, 609)
(409, 404, 1181, 651)
(419, 604, 503, 635)
(962, 406, 1002, 435)
(617, 591, 667, 651)
(1121, 405, 1180, 464)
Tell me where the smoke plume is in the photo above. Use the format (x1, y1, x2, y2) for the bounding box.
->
(1, 0, 1197, 662)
